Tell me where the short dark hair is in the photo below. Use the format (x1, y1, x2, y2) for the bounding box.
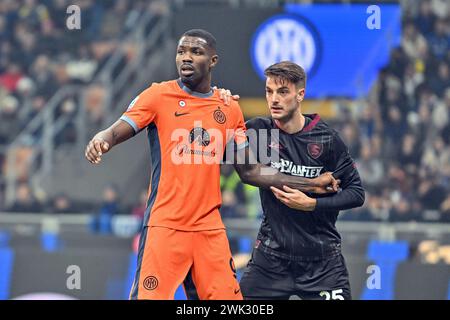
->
(182, 29, 217, 52)
(264, 61, 306, 88)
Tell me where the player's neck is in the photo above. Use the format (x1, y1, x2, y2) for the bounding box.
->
(181, 76, 212, 94)
(274, 110, 305, 134)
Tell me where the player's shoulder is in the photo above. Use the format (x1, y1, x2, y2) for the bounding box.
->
(146, 80, 176, 94)
(225, 100, 246, 122)
(129, 80, 175, 107)
(245, 116, 272, 130)
(306, 114, 335, 134)
(307, 114, 345, 146)
(226, 99, 241, 110)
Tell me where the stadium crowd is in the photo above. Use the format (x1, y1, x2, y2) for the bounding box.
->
(0, 0, 449, 223)
(337, 0, 450, 222)
(0, 0, 167, 213)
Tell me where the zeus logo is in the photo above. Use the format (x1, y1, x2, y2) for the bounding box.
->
(271, 159, 322, 178)
(251, 14, 321, 80)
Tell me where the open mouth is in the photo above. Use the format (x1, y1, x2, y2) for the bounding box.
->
(180, 64, 194, 77)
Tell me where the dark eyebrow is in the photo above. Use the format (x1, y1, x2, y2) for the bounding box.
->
(178, 44, 206, 50)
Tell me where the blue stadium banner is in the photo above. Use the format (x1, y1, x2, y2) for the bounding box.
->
(250, 4, 402, 98)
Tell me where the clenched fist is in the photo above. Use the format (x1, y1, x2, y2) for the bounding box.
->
(85, 138, 110, 164)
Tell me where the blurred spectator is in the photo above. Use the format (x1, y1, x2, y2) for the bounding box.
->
(90, 184, 120, 234)
(428, 18, 449, 59)
(84, 83, 107, 134)
(5, 183, 42, 212)
(414, 0, 437, 36)
(132, 190, 148, 224)
(390, 196, 418, 222)
(99, 184, 120, 216)
(418, 178, 447, 211)
(18, 0, 52, 32)
(402, 22, 428, 60)
(66, 44, 98, 83)
(429, 62, 449, 98)
(383, 106, 408, 154)
(101, 0, 129, 39)
(356, 143, 384, 191)
(431, 88, 450, 132)
(386, 47, 408, 79)
(49, 193, 73, 214)
(357, 105, 377, 141)
(0, 95, 20, 144)
(422, 136, 450, 174)
(398, 133, 422, 170)
(29, 54, 58, 99)
(0, 62, 23, 92)
(78, 0, 104, 42)
(220, 164, 246, 218)
(3, 145, 34, 182)
(440, 194, 450, 222)
(54, 98, 77, 147)
(340, 122, 361, 159)
(403, 61, 424, 108)
(221, 189, 240, 218)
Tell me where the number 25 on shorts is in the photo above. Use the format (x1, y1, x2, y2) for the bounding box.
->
(319, 289, 344, 300)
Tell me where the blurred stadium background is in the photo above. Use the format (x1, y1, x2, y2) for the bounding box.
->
(0, 0, 449, 300)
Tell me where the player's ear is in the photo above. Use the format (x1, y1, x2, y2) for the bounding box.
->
(297, 88, 305, 102)
(210, 54, 219, 68)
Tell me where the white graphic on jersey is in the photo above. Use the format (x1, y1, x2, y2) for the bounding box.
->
(271, 159, 323, 178)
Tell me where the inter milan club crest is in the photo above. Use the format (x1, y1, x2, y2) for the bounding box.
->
(143, 276, 158, 290)
(213, 107, 226, 124)
(307, 143, 323, 159)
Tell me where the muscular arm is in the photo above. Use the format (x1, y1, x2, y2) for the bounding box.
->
(232, 146, 337, 194)
(85, 119, 135, 164)
(315, 133, 365, 211)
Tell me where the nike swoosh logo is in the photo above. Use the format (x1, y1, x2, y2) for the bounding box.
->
(234, 289, 240, 294)
(175, 111, 190, 117)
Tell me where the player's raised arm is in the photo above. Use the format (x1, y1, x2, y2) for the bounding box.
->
(232, 146, 339, 194)
(84, 119, 135, 164)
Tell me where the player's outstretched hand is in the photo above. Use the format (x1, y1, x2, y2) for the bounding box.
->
(213, 86, 240, 105)
(85, 138, 110, 165)
(312, 172, 340, 194)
